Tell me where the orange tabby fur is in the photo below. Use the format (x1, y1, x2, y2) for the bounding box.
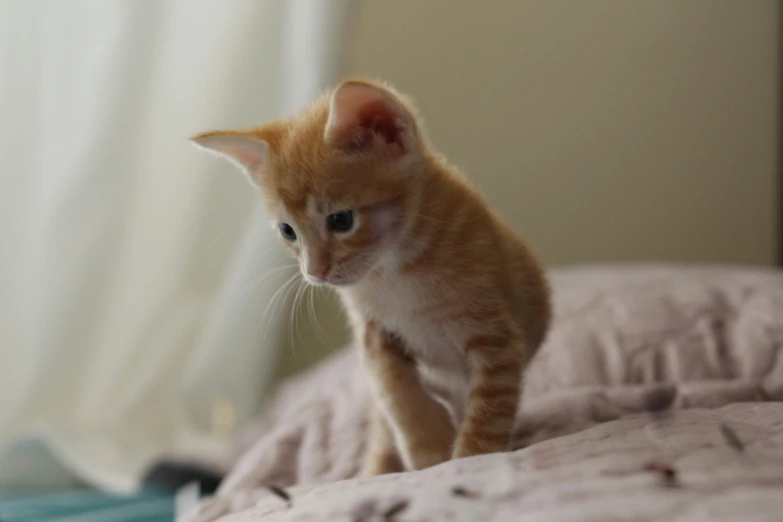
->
(191, 79, 551, 475)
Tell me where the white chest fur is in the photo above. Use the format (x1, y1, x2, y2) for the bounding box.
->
(340, 275, 471, 424)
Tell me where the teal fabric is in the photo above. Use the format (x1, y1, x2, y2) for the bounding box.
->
(0, 489, 174, 522)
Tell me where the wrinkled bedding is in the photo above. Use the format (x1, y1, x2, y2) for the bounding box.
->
(188, 404, 783, 521)
(182, 264, 783, 521)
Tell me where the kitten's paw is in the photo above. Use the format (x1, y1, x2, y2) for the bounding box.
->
(405, 439, 453, 470)
(452, 444, 480, 460)
(411, 449, 451, 470)
(452, 436, 508, 460)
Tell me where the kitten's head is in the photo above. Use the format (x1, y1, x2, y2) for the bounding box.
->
(191, 80, 427, 287)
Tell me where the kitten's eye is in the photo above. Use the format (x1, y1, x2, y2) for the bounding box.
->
(327, 210, 354, 232)
(279, 223, 297, 241)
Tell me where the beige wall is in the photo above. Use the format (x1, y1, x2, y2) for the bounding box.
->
(277, 1, 780, 377)
(349, 0, 780, 267)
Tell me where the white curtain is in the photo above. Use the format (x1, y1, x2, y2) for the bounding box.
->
(0, 0, 355, 493)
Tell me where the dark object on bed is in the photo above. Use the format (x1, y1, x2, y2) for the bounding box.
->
(141, 460, 224, 495)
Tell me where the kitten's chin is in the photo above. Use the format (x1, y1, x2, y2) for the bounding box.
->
(323, 274, 364, 288)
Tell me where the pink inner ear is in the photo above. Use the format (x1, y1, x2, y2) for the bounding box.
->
(352, 100, 404, 151)
(326, 84, 410, 155)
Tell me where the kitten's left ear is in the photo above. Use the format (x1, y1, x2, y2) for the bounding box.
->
(324, 80, 420, 161)
(190, 130, 269, 183)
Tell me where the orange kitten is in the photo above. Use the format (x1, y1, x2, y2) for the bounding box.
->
(191, 79, 551, 475)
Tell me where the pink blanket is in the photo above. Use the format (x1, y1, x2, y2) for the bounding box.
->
(182, 264, 783, 521)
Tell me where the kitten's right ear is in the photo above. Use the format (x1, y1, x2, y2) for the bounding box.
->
(190, 131, 269, 183)
(324, 80, 420, 161)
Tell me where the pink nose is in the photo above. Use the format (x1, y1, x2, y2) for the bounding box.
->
(306, 251, 331, 281)
(307, 264, 330, 281)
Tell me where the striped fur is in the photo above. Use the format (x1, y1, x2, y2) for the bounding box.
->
(191, 79, 551, 475)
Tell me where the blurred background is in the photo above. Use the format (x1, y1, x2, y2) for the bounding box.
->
(0, 0, 779, 519)
(288, 0, 781, 398)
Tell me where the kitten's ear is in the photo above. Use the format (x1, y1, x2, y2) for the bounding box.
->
(324, 81, 419, 160)
(190, 131, 268, 182)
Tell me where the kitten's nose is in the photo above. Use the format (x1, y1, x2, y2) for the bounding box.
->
(305, 256, 331, 282)
(309, 266, 330, 280)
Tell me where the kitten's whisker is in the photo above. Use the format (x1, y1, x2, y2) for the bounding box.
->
(260, 272, 300, 332)
(305, 285, 316, 345)
(307, 284, 332, 347)
(288, 282, 298, 351)
(310, 286, 330, 346)
(287, 279, 300, 352)
(232, 264, 298, 318)
(297, 281, 308, 347)
(272, 271, 302, 355)
(251, 271, 301, 359)
(289, 279, 308, 355)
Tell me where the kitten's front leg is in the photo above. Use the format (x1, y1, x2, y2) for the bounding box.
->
(362, 321, 456, 471)
(359, 397, 404, 477)
(453, 329, 524, 459)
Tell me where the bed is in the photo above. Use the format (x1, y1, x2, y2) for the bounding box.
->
(180, 264, 783, 522)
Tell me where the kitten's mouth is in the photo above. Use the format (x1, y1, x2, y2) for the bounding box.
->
(303, 273, 329, 286)
(304, 270, 364, 287)
(303, 272, 349, 287)
(303, 253, 373, 287)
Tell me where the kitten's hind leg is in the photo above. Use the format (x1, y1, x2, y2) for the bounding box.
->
(362, 321, 456, 471)
(359, 398, 404, 477)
